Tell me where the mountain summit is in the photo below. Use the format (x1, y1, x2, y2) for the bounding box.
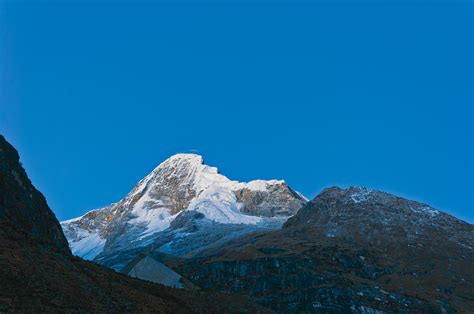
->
(61, 153, 306, 260)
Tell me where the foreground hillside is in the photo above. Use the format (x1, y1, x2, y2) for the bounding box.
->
(0, 135, 265, 313)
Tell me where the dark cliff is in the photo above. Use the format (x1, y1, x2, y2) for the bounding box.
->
(0, 135, 70, 253)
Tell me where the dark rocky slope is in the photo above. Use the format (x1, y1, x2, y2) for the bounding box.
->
(177, 187, 474, 313)
(0, 137, 69, 253)
(0, 135, 266, 313)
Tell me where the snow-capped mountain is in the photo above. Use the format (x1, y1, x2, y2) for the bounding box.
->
(61, 154, 307, 260)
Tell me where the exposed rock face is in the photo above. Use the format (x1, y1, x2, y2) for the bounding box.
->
(177, 186, 474, 313)
(234, 182, 306, 217)
(0, 135, 69, 253)
(61, 153, 306, 260)
(0, 135, 268, 313)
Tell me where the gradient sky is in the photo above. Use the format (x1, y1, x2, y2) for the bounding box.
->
(0, 1, 472, 222)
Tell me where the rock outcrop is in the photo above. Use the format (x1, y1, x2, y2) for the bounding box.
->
(234, 182, 305, 217)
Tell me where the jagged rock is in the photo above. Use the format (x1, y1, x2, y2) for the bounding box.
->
(234, 182, 305, 217)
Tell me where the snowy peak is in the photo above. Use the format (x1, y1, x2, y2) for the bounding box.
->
(153, 153, 206, 177)
(61, 154, 307, 259)
(150, 153, 286, 192)
(161, 153, 203, 163)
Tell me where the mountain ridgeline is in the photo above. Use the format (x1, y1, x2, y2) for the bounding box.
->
(1, 134, 473, 313)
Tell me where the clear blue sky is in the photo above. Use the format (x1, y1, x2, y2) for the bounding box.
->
(1, 1, 472, 223)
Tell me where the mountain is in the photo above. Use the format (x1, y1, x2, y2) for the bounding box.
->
(61, 153, 306, 264)
(175, 186, 474, 312)
(0, 135, 266, 312)
(6, 131, 472, 312)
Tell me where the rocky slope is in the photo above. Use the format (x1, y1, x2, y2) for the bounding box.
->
(61, 154, 306, 262)
(176, 186, 474, 313)
(0, 137, 69, 253)
(0, 135, 266, 313)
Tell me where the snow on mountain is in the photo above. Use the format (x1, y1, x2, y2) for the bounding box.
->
(61, 154, 306, 260)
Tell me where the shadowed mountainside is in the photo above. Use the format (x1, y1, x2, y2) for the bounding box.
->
(176, 187, 474, 313)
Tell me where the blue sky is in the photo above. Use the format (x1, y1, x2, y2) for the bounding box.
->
(1, 1, 472, 222)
